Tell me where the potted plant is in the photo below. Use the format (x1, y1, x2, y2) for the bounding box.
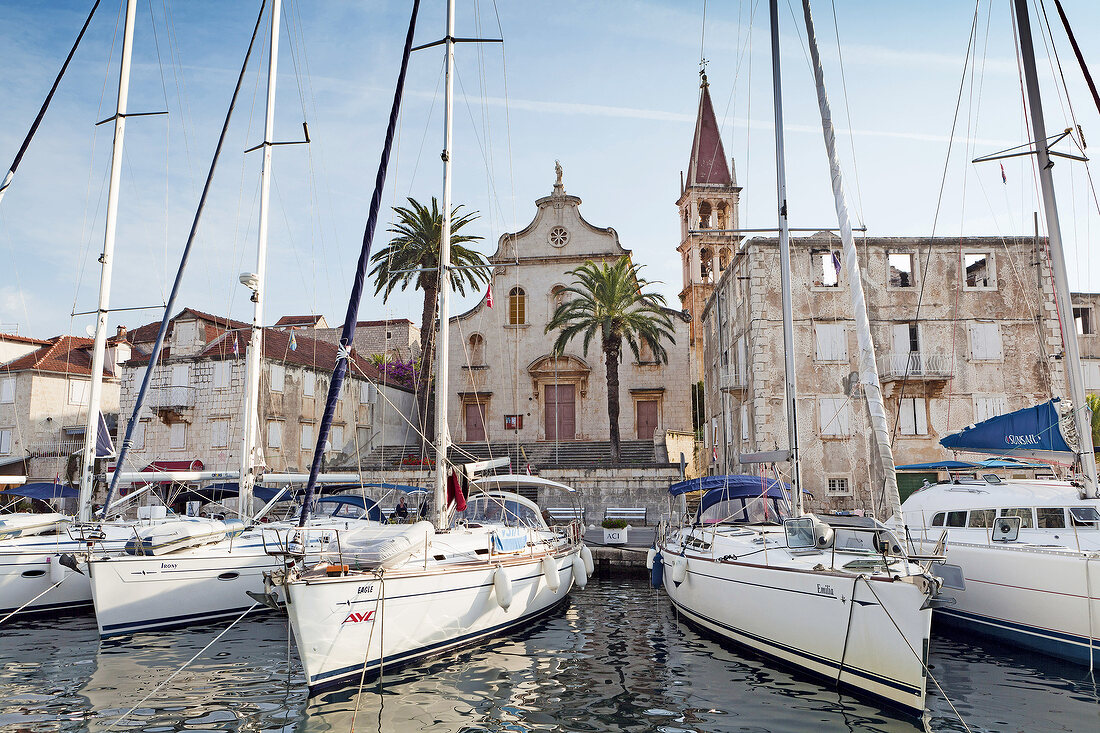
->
(601, 518, 629, 545)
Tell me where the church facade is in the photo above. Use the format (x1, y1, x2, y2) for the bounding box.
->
(446, 170, 693, 455)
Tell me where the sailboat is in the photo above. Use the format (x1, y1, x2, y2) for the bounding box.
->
(83, 0, 386, 637)
(899, 0, 1100, 668)
(656, 0, 939, 714)
(268, 0, 588, 693)
(0, 0, 191, 621)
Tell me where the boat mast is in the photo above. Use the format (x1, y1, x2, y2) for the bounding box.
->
(768, 0, 802, 516)
(239, 0, 283, 519)
(434, 0, 456, 530)
(800, 0, 901, 518)
(1014, 0, 1099, 498)
(77, 0, 138, 523)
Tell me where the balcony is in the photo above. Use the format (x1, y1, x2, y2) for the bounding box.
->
(718, 368, 747, 392)
(880, 352, 953, 381)
(147, 385, 197, 410)
(28, 439, 85, 457)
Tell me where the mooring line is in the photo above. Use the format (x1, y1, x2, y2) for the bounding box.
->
(102, 602, 260, 731)
(860, 578, 972, 733)
(0, 572, 73, 626)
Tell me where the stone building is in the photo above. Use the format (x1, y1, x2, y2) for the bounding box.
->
(701, 230, 1077, 511)
(446, 168, 693, 457)
(0, 335, 123, 483)
(115, 308, 416, 478)
(312, 318, 420, 364)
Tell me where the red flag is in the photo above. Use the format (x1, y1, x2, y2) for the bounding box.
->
(1000, 163, 1007, 184)
(485, 283, 493, 308)
(446, 469, 467, 511)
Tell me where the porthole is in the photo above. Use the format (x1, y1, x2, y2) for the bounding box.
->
(22, 569, 46, 578)
(217, 572, 240, 581)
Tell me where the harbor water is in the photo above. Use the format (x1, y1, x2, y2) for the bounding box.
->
(1, 574, 1097, 732)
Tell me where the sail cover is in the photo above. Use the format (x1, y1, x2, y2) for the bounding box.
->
(939, 399, 1075, 461)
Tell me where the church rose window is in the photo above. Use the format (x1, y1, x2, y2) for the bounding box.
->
(548, 226, 569, 247)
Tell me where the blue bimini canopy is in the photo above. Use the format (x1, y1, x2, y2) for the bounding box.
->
(896, 460, 983, 471)
(316, 495, 384, 522)
(940, 399, 1074, 462)
(669, 474, 791, 498)
(1, 482, 77, 500)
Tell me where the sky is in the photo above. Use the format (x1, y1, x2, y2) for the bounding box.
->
(3, 0, 1100, 340)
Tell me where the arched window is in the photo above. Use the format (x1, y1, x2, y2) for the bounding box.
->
(698, 200, 712, 229)
(719, 248, 731, 272)
(716, 201, 729, 230)
(508, 287, 526, 325)
(700, 247, 712, 280)
(468, 333, 485, 366)
(549, 285, 567, 319)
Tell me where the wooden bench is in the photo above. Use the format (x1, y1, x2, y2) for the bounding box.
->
(546, 506, 585, 524)
(604, 507, 647, 525)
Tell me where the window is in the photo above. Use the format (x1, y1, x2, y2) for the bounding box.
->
(945, 511, 967, 527)
(468, 334, 485, 366)
(69, 380, 90, 406)
(1037, 507, 1066, 528)
(724, 409, 733, 446)
(814, 323, 847, 362)
(169, 422, 186, 450)
(827, 477, 850, 495)
(303, 371, 315, 397)
(888, 253, 915, 288)
(213, 361, 231, 390)
(931, 512, 946, 527)
(813, 250, 841, 287)
(171, 363, 189, 387)
(963, 252, 995, 289)
(898, 397, 928, 436)
(974, 395, 1007, 423)
(0, 377, 13, 404)
(360, 381, 376, 405)
(1074, 306, 1094, 335)
(740, 405, 749, 445)
(968, 509, 995, 528)
(969, 322, 1003, 361)
(1069, 506, 1100, 527)
(130, 420, 147, 451)
(329, 425, 344, 452)
(269, 363, 285, 392)
(300, 422, 314, 451)
(508, 287, 526, 325)
(698, 200, 712, 229)
(211, 419, 229, 448)
(0, 428, 11, 454)
(1000, 507, 1034, 528)
(356, 425, 371, 449)
(267, 420, 283, 449)
(819, 397, 853, 436)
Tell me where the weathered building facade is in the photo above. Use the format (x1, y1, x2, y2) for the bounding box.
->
(701, 231, 1075, 511)
(115, 308, 416, 478)
(0, 335, 122, 483)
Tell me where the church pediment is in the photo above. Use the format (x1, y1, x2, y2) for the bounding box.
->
(527, 354, 590, 376)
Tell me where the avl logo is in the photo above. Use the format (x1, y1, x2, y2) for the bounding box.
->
(342, 611, 376, 624)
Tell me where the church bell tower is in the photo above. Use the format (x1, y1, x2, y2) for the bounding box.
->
(677, 69, 741, 379)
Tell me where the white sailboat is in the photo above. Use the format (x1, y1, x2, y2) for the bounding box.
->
(656, 0, 940, 714)
(270, 0, 588, 693)
(84, 0, 383, 637)
(899, 0, 1100, 668)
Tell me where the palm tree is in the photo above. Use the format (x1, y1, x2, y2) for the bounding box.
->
(546, 258, 676, 463)
(370, 197, 487, 447)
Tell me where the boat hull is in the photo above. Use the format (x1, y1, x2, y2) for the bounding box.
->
(916, 539, 1100, 666)
(287, 549, 579, 692)
(659, 550, 931, 714)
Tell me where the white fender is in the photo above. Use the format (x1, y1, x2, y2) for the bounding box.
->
(49, 555, 65, 583)
(571, 553, 588, 589)
(542, 554, 561, 591)
(493, 566, 513, 610)
(645, 548, 656, 570)
(671, 556, 688, 585)
(580, 544, 594, 576)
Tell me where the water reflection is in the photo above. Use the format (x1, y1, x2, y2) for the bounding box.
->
(0, 576, 1095, 731)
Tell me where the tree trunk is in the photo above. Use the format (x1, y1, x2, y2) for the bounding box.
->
(417, 285, 438, 452)
(604, 339, 622, 464)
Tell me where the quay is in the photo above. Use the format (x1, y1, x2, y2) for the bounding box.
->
(582, 527, 654, 574)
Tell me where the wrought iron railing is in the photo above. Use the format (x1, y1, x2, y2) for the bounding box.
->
(880, 352, 953, 380)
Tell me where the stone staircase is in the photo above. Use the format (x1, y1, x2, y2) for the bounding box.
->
(347, 440, 660, 471)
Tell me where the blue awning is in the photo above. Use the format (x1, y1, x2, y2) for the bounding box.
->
(670, 474, 792, 498)
(1, 482, 77, 500)
(897, 457, 1045, 471)
(940, 399, 1074, 462)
